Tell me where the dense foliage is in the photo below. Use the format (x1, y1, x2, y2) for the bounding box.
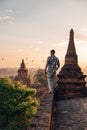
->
(34, 69, 47, 88)
(0, 78, 38, 130)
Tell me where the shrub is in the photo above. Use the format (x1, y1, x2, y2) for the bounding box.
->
(0, 78, 38, 130)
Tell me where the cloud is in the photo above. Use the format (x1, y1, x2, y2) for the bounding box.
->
(9, 20, 14, 25)
(75, 39, 87, 48)
(33, 41, 44, 45)
(75, 33, 87, 41)
(37, 41, 44, 45)
(6, 9, 13, 13)
(0, 16, 12, 21)
(35, 47, 40, 51)
(52, 40, 67, 47)
(0, 15, 14, 24)
(80, 28, 87, 33)
(17, 49, 24, 53)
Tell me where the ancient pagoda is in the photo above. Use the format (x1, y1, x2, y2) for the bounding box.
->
(15, 59, 31, 87)
(55, 29, 86, 99)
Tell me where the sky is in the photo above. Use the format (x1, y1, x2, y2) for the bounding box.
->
(0, 0, 87, 71)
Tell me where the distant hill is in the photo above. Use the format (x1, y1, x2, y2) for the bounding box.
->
(0, 68, 18, 77)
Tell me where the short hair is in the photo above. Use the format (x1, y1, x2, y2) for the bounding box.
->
(51, 49, 55, 54)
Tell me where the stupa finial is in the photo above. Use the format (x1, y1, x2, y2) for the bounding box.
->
(69, 28, 74, 42)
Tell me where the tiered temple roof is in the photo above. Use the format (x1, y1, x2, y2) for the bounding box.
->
(15, 59, 30, 87)
(55, 29, 86, 99)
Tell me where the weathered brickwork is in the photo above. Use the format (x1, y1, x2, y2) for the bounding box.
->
(52, 97, 87, 130)
(28, 92, 54, 130)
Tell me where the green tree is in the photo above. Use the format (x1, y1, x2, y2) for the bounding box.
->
(34, 69, 47, 88)
(0, 78, 38, 130)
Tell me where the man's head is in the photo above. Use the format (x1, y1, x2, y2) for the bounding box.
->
(50, 49, 55, 55)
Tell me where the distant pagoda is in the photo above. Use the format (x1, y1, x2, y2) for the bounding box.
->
(55, 29, 87, 99)
(15, 59, 30, 87)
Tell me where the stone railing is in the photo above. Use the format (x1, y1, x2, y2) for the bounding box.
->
(28, 92, 54, 130)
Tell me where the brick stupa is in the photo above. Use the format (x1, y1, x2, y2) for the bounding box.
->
(55, 29, 87, 99)
(15, 59, 31, 87)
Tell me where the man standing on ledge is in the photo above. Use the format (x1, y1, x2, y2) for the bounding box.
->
(45, 49, 60, 94)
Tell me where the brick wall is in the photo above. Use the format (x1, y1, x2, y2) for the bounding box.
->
(28, 92, 54, 130)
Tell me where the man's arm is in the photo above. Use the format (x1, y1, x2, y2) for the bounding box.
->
(45, 66, 47, 74)
(45, 57, 50, 74)
(56, 58, 60, 70)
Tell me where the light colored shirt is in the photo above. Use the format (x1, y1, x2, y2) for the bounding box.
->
(46, 55, 60, 77)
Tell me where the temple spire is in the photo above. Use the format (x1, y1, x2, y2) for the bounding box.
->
(15, 59, 30, 87)
(55, 29, 86, 99)
(67, 29, 76, 55)
(21, 59, 26, 69)
(69, 28, 74, 42)
(65, 29, 78, 64)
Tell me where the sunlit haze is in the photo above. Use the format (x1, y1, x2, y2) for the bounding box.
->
(0, 0, 87, 72)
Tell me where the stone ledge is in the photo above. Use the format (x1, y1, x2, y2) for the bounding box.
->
(28, 92, 54, 130)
